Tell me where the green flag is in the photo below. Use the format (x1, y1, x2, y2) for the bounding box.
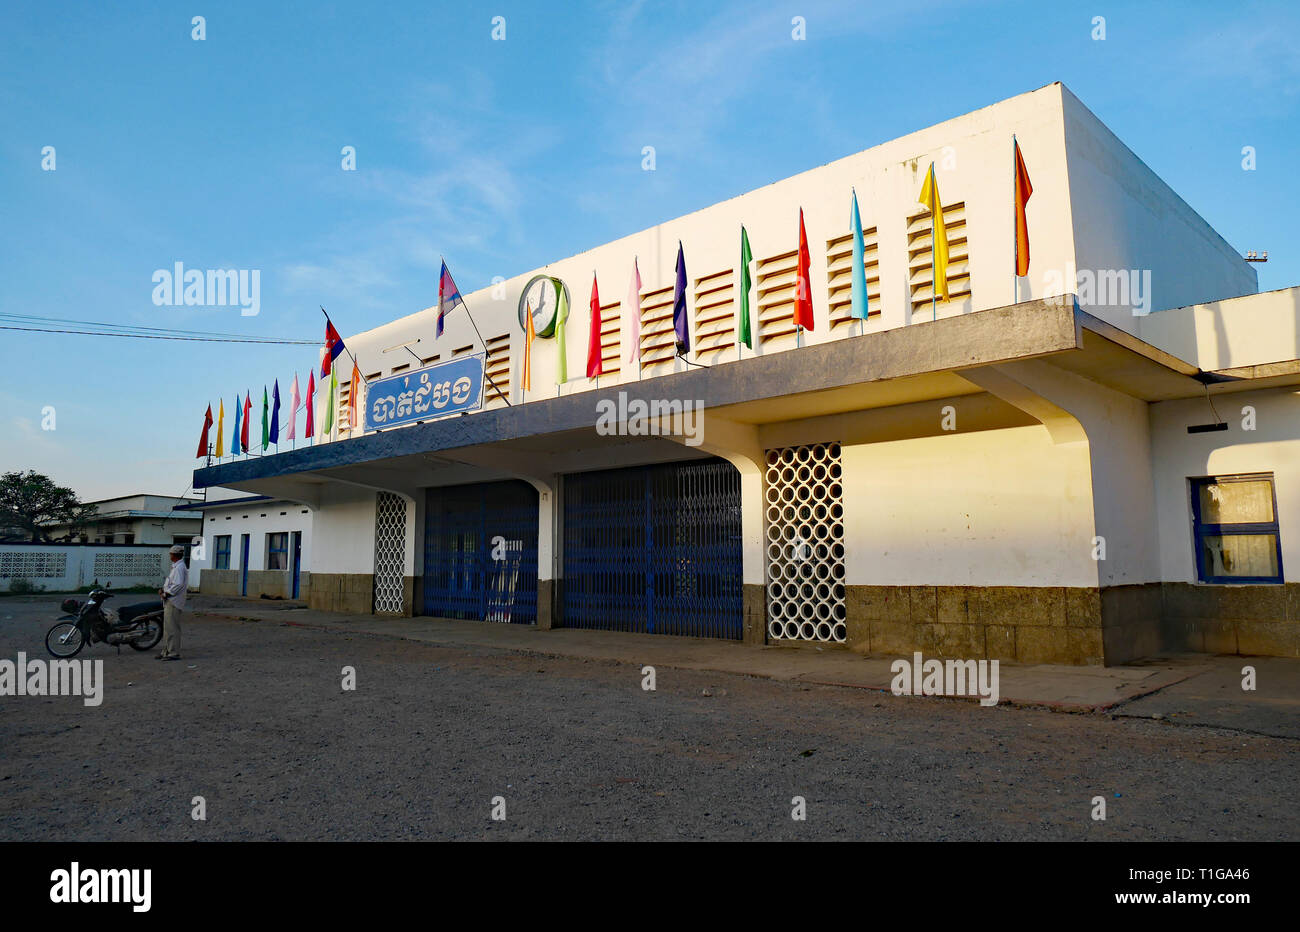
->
(261, 386, 269, 450)
(323, 368, 336, 433)
(739, 226, 754, 348)
(554, 279, 570, 384)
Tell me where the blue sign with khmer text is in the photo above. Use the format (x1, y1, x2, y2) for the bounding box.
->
(365, 354, 485, 431)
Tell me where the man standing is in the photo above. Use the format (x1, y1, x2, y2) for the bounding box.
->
(157, 544, 188, 661)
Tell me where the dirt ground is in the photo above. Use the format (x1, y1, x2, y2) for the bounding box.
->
(0, 597, 1295, 841)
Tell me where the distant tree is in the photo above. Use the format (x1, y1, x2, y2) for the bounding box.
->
(0, 470, 98, 541)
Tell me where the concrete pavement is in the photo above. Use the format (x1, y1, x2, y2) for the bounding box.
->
(185, 594, 1300, 735)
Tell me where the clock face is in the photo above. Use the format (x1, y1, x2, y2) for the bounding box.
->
(518, 274, 566, 338)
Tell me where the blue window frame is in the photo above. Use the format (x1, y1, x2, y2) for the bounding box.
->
(266, 532, 289, 570)
(1190, 474, 1283, 584)
(214, 535, 232, 570)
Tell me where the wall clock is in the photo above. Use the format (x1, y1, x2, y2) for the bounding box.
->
(517, 274, 568, 338)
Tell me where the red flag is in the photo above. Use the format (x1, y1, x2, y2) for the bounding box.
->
(794, 208, 815, 331)
(196, 404, 213, 458)
(1014, 138, 1033, 277)
(305, 371, 316, 438)
(586, 273, 603, 379)
(321, 320, 346, 377)
(240, 392, 251, 450)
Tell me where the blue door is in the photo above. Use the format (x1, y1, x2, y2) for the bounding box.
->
(422, 481, 538, 623)
(239, 534, 250, 596)
(291, 531, 302, 599)
(562, 458, 743, 639)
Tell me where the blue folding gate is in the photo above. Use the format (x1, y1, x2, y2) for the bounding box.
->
(561, 459, 743, 639)
(422, 481, 538, 624)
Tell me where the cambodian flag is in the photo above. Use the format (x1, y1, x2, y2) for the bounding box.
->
(437, 260, 465, 338)
(321, 320, 346, 377)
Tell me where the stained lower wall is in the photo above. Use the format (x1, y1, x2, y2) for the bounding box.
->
(199, 568, 310, 601)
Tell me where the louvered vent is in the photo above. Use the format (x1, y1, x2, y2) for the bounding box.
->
(599, 299, 621, 376)
(907, 201, 971, 313)
(755, 248, 799, 351)
(636, 284, 676, 374)
(693, 268, 735, 359)
(484, 333, 510, 407)
(826, 225, 881, 328)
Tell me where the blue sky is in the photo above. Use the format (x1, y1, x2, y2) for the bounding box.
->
(1, 0, 1296, 500)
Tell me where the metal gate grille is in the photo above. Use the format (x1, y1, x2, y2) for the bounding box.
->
(562, 459, 742, 639)
(373, 492, 407, 614)
(422, 481, 538, 624)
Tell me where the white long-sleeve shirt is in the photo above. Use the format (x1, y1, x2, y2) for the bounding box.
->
(162, 559, 189, 611)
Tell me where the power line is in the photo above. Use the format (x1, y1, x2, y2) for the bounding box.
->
(0, 324, 317, 344)
(0, 312, 260, 339)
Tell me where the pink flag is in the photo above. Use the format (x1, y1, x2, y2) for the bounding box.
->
(287, 373, 301, 440)
(625, 258, 642, 364)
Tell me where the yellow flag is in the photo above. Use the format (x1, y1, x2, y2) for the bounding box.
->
(918, 163, 949, 302)
(215, 399, 225, 457)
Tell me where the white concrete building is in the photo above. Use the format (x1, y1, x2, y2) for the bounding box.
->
(194, 83, 1299, 664)
(182, 493, 313, 600)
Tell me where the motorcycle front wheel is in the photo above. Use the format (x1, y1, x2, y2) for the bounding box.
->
(46, 622, 85, 658)
(128, 616, 163, 651)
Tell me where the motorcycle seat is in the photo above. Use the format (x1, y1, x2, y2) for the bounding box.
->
(118, 601, 164, 623)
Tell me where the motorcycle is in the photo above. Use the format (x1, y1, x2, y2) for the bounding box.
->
(45, 584, 164, 658)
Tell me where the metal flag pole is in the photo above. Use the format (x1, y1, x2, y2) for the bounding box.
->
(932, 232, 937, 323)
(439, 257, 512, 407)
(1012, 134, 1018, 306)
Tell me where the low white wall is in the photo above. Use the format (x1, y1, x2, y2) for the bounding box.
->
(1150, 386, 1300, 583)
(842, 424, 1098, 588)
(0, 545, 170, 592)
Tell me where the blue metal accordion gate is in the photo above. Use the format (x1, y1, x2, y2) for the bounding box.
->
(561, 459, 743, 639)
(422, 480, 538, 624)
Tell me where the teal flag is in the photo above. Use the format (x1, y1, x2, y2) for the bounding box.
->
(850, 189, 869, 320)
(261, 386, 269, 450)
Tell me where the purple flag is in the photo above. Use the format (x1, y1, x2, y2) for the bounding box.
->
(673, 242, 689, 354)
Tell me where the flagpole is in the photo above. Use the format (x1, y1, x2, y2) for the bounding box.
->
(320, 306, 370, 385)
(436, 260, 512, 406)
(1012, 134, 1019, 306)
(931, 234, 937, 322)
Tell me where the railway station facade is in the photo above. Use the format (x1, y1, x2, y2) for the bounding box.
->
(194, 83, 1300, 665)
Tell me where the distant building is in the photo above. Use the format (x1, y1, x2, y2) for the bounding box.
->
(181, 493, 312, 600)
(44, 493, 202, 547)
(195, 83, 1300, 665)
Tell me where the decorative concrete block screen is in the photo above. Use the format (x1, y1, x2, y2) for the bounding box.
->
(373, 492, 407, 614)
(0, 550, 68, 581)
(764, 442, 847, 643)
(93, 551, 168, 580)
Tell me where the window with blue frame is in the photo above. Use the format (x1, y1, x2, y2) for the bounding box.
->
(214, 535, 231, 570)
(266, 532, 289, 570)
(1190, 474, 1283, 584)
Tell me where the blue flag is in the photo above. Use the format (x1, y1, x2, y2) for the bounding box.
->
(673, 241, 689, 354)
(850, 189, 869, 320)
(231, 395, 242, 455)
(270, 379, 281, 444)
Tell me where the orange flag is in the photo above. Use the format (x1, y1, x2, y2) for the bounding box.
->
(522, 301, 535, 391)
(1014, 138, 1033, 277)
(794, 208, 815, 331)
(586, 273, 603, 378)
(347, 361, 360, 430)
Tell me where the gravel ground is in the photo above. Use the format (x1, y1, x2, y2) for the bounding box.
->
(0, 597, 1296, 841)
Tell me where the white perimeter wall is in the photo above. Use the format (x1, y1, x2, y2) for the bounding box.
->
(842, 425, 1098, 588)
(1150, 386, 1300, 583)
